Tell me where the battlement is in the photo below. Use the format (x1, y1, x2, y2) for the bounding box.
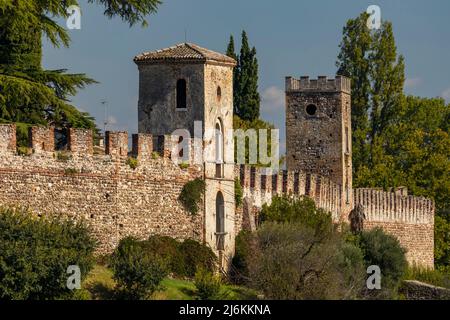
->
(354, 188, 435, 225)
(285, 75, 351, 94)
(0, 124, 199, 164)
(235, 165, 343, 222)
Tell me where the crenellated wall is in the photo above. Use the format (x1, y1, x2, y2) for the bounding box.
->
(354, 188, 435, 268)
(0, 124, 204, 254)
(234, 165, 344, 234)
(235, 164, 435, 268)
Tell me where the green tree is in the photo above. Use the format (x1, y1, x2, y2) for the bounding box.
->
(228, 31, 260, 121)
(0, 0, 160, 136)
(0, 207, 95, 300)
(111, 237, 168, 300)
(337, 14, 449, 271)
(359, 228, 407, 299)
(336, 13, 405, 177)
(336, 12, 372, 171)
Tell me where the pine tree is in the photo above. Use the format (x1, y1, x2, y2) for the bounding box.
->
(236, 31, 260, 121)
(0, 0, 160, 139)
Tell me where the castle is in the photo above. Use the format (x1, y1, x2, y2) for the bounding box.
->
(0, 43, 435, 269)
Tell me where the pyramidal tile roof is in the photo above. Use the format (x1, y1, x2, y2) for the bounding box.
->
(134, 43, 236, 65)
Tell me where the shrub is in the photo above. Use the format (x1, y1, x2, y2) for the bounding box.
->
(178, 239, 217, 278)
(0, 207, 96, 300)
(260, 195, 333, 235)
(151, 151, 160, 159)
(359, 227, 408, 299)
(404, 265, 450, 289)
(179, 162, 189, 170)
(56, 151, 71, 161)
(231, 230, 252, 284)
(111, 237, 168, 300)
(64, 168, 78, 175)
(194, 268, 222, 300)
(179, 178, 205, 215)
(143, 235, 183, 276)
(234, 179, 243, 207)
(17, 146, 32, 156)
(126, 157, 139, 169)
(244, 222, 365, 299)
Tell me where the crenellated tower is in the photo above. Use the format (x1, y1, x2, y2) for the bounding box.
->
(285, 75, 352, 219)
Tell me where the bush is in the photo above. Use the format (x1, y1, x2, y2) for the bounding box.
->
(194, 268, 222, 300)
(111, 237, 168, 300)
(260, 195, 333, 235)
(178, 239, 217, 278)
(0, 207, 96, 300)
(126, 157, 138, 169)
(404, 265, 450, 289)
(231, 230, 252, 284)
(179, 162, 189, 170)
(244, 222, 365, 299)
(143, 235, 184, 276)
(234, 179, 243, 207)
(359, 227, 408, 299)
(179, 178, 205, 215)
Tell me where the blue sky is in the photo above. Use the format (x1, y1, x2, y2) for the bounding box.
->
(43, 0, 450, 153)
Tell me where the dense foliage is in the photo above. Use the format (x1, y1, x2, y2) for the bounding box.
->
(357, 228, 407, 299)
(234, 196, 409, 299)
(194, 267, 222, 300)
(133, 235, 217, 279)
(111, 237, 168, 300)
(226, 31, 260, 122)
(0, 0, 161, 142)
(337, 12, 450, 271)
(0, 207, 96, 300)
(179, 178, 205, 215)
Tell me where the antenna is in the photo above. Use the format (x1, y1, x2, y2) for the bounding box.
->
(101, 99, 108, 135)
(184, 28, 187, 43)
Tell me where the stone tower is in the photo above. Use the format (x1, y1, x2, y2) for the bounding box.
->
(134, 43, 237, 265)
(285, 75, 352, 219)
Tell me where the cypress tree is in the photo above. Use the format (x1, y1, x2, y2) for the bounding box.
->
(236, 31, 260, 121)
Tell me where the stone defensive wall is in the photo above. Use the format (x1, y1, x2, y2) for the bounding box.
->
(0, 124, 203, 254)
(234, 165, 345, 232)
(235, 165, 435, 268)
(354, 188, 435, 268)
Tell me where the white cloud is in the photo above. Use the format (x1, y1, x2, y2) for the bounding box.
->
(405, 77, 422, 88)
(442, 87, 450, 102)
(261, 86, 284, 115)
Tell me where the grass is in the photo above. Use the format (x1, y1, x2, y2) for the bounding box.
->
(404, 265, 450, 289)
(82, 264, 258, 300)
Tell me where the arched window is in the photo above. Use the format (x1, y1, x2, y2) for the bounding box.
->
(216, 191, 225, 250)
(176, 79, 187, 109)
(215, 120, 224, 178)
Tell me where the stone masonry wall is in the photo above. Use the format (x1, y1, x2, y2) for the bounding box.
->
(0, 124, 204, 254)
(236, 164, 435, 268)
(354, 188, 435, 268)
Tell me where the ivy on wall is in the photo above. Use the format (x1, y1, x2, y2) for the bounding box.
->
(179, 178, 205, 215)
